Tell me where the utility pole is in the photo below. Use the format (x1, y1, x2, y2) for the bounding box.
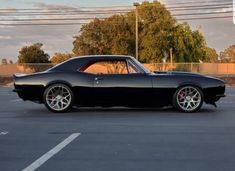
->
(170, 48, 173, 70)
(133, 2, 140, 60)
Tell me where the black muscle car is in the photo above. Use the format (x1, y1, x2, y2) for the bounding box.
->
(13, 55, 226, 113)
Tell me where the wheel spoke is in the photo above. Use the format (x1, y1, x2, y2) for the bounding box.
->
(177, 86, 202, 112)
(46, 85, 72, 111)
(186, 102, 192, 109)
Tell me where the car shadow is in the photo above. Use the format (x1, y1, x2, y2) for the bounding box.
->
(18, 105, 219, 118)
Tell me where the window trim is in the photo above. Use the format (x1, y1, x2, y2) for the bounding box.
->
(78, 59, 129, 75)
(78, 58, 146, 75)
(127, 59, 145, 74)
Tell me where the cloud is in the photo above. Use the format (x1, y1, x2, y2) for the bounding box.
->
(0, 36, 12, 40)
(0, 24, 81, 61)
(23, 2, 79, 10)
(0, 25, 15, 28)
(36, 3, 77, 10)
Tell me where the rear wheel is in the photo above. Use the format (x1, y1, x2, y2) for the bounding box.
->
(173, 86, 203, 113)
(43, 84, 74, 113)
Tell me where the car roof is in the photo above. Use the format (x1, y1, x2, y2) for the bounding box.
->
(71, 55, 133, 61)
(49, 55, 135, 72)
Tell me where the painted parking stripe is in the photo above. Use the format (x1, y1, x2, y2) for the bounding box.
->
(10, 99, 22, 102)
(0, 132, 8, 135)
(22, 133, 81, 171)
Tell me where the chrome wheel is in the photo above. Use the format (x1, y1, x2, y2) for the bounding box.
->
(176, 86, 202, 112)
(45, 84, 72, 112)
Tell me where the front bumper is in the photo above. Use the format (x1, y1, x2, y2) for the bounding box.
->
(13, 88, 22, 93)
(216, 94, 226, 98)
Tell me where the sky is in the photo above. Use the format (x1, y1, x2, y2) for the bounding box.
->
(0, 0, 235, 61)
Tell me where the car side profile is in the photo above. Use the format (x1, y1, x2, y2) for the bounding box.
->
(13, 55, 226, 113)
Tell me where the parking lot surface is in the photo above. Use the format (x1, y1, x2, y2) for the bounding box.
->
(1, 87, 235, 171)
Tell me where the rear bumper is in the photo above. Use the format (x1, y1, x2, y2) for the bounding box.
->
(13, 85, 44, 103)
(216, 94, 226, 98)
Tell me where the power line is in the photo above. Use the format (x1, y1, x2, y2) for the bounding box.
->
(0, 9, 132, 13)
(170, 6, 232, 12)
(0, 22, 87, 26)
(77, 0, 232, 8)
(0, 6, 232, 17)
(173, 11, 232, 16)
(0, 7, 232, 17)
(0, 0, 232, 12)
(164, 0, 232, 6)
(0, 11, 232, 22)
(0, 12, 129, 16)
(178, 15, 232, 20)
(0, 2, 232, 13)
(0, 17, 107, 21)
(0, 15, 232, 26)
(0, 2, 232, 26)
(166, 3, 232, 9)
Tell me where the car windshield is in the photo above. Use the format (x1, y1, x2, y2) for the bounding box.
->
(131, 57, 151, 74)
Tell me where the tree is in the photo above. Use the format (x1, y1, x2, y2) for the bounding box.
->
(137, 1, 176, 62)
(73, 15, 135, 56)
(73, 1, 210, 63)
(1, 59, 8, 65)
(18, 43, 50, 63)
(204, 47, 218, 63)
(50, 52, 75, 63)
(169, 23, 208, 63)
(220, 44, 235, 63)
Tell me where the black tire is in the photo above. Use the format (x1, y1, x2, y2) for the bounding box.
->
(173, 86, 204, 113)
(43, 84, 74, 113)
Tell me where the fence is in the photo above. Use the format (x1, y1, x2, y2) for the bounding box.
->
(144, 63, 235, 76)
(1, 63, 235, 76)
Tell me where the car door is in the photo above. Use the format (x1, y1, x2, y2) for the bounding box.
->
(82, 59, 153, 106)
(93, 73, 152, 106)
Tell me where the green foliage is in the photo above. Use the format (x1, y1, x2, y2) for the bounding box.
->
(18, 43, 50, 63)
(170, 23, 208, 62)
(73, 1, 211, 63)
(73, 16, 135, 56)
(137, 1, 176, 62)
(50, 52, 75, 63)
(220, 44, 235, 63)
(204, 47, 219, 63)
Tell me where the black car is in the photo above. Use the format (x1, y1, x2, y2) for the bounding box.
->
(13, 55, 226, 113)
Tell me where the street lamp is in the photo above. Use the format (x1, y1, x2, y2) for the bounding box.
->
(133, 2, 140, 60)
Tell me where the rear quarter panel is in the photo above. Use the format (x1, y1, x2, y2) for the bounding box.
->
(14, 71, 94, 103)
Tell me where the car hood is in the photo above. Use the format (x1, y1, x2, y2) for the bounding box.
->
(154, 71, 204, 77)
(154, 71, 225, 83)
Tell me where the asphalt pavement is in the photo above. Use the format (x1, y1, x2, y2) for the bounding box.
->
(1, 87, 235, 171)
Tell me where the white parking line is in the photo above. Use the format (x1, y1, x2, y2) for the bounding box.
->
(0, 132, 8, 135)
(10, 99, 22, 102)
(22, 133, 81, 171)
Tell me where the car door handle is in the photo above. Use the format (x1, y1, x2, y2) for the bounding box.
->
(95, 77, 103, 81)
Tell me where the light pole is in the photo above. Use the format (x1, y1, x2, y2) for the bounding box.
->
(170, 48, 173, 70)
(133, 2, 140, 60)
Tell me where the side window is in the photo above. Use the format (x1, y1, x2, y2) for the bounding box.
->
(83, 61, 128, 75)
(127, 60, 143, 74)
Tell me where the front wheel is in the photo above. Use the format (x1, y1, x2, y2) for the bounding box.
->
(43, 84, 74, 113)
(173, 86, 203, 113)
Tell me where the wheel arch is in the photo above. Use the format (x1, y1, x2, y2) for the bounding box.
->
(46, 80, 72, 87)
(45, 80, 73, 90)
(175, 82, 204, 101)
(177, 82, 203, 92)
